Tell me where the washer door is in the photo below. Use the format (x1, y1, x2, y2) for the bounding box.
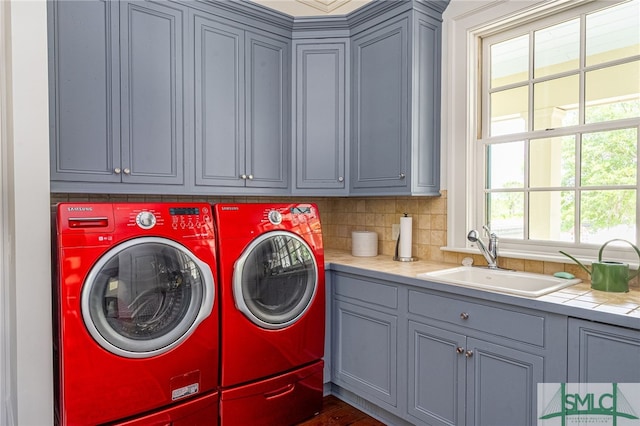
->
(81, 237, 214, 358)
(233, 231, 318, 329)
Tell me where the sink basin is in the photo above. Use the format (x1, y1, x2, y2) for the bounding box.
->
(417, 266, 581, 297)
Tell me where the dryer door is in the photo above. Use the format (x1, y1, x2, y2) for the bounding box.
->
(233, 231, 318, 329)
(81, 237, 214, 358)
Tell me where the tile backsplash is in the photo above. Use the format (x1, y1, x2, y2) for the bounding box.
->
(51, 191, 635, 287)
(50, 191, 447, 260)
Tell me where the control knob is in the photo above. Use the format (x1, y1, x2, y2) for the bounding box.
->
(268, 210, 282, 225)
(136, 211, 156, 230)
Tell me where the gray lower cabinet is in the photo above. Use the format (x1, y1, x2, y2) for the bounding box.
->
(568, 318, 640, 383)
(192, 13, 290, 192)
(49, 0, 186, 188)
(407, 289, 554, 426)
(332, 273, 401, 416)
(408, 321, 544, 426)
(330, 270, 568, 426)
(292, 40, 348, 195)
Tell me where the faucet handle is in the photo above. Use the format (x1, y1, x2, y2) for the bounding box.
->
(483, 224, 498, 238)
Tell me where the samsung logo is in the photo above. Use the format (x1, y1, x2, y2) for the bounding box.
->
(67, 207, 93, 212)
(221, 206, 239, 211)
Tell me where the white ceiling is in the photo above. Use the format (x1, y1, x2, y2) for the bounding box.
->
(250, 0, 374, 16)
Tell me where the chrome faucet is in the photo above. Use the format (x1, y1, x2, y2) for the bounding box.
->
(467, 225, 499, 269)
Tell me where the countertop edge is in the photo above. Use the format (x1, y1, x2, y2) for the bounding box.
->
(324, 253, 640, 331)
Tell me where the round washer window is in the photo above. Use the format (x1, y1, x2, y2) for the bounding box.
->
(81, 237, 214, 358)
(233, 231, 318, 329)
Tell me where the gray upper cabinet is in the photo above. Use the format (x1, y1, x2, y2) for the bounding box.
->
(351, 18, 409, 194)
(192, 13, 290, 192)
(49, 0, 446, 196)
(350, 7, 443, 196)
(245, 32, 290, 190)
(49, 0, 186, 190)
(193, 16, 244, 189)
(119, 1, 185, 185)
(48, 0, 120, 184)
(292, 40, 348, 195)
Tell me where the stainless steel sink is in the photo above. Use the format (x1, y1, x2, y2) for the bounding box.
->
(417, 266, 581, 297)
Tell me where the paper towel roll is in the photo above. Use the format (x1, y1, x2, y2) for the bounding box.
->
(399, 216, 412, 259)
(352, 231, 378, 257)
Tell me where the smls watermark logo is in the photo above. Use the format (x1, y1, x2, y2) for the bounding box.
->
(538, 383, 640, 425)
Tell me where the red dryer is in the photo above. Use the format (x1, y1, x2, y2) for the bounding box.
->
(54, 203, 219, 425)
(213, 203, 325, 426)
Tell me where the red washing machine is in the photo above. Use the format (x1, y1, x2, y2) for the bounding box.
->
(54, 203, 219, 425)
(213, 203, 325, 426)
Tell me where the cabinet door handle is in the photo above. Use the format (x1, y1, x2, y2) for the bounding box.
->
(123, 168, 131, 175)
(465, 350, 474, 358)
(338, 176, 344, 182)
(240, 174, 247, 180)
(455, 347, 464, 354)
(399, 173, 406, 179)
(460, 312, 469, 320)
(248, 174, 254, 180)
(114, 168, 121, 174)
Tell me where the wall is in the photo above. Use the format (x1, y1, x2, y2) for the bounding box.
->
(1, 1, 53, 425)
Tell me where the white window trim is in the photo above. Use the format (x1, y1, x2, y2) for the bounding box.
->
(443, 0, 640, 266)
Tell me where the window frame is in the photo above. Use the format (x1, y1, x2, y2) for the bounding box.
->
(444, 0, 640, 264)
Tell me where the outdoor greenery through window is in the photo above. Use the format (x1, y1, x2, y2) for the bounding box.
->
(480, 0, 640, 248)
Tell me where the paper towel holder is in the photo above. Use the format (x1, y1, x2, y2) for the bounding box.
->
(393, 236, 417, 261)
(394, 213, 417, 262)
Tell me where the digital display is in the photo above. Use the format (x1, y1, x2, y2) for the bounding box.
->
(169, 207, 200, 216)
(291, 206, 311, 214)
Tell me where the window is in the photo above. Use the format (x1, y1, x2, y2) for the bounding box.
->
(473, 0, 640, 257)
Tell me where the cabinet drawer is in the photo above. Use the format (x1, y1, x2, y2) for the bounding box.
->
(334, 274, 398, 310)
(408, 290, 545, 346)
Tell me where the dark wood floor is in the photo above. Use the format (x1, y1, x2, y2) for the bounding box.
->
(297, 395, 386, 426)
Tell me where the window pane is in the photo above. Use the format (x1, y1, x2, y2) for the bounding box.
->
(533, 75, 579, 131)
(529, 136, 576, 188)
(487, 142, 524, 189)
(491, 34, 529, 88)
(586, 0, 640, 67)
(487, 192, 524, 239)
(581, 128, 637, 186)
(585, 61, 640, 124)
(580, 189, 636, 244)
(530, 191, 575, 242)
(490, 86, 528, 136)
(534, 19, 579, 78)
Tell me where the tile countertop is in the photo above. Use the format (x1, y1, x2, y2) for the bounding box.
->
(324, 249, 640, 330)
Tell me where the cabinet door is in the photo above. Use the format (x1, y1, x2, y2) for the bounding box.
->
(568, 318, 640, 383)
(408, 321, 465, 426)
(193, 15, 245, 188)
(49, 0, 120, 183)
(333, 300, 398, 408)
(245, 32, 290, 189)
(351, 18, 409, 192)
(120, 1, 185, 184)
(466, 338, 543, 426)
(293, 42, 346, 193)
(412, 14, 441, 195)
